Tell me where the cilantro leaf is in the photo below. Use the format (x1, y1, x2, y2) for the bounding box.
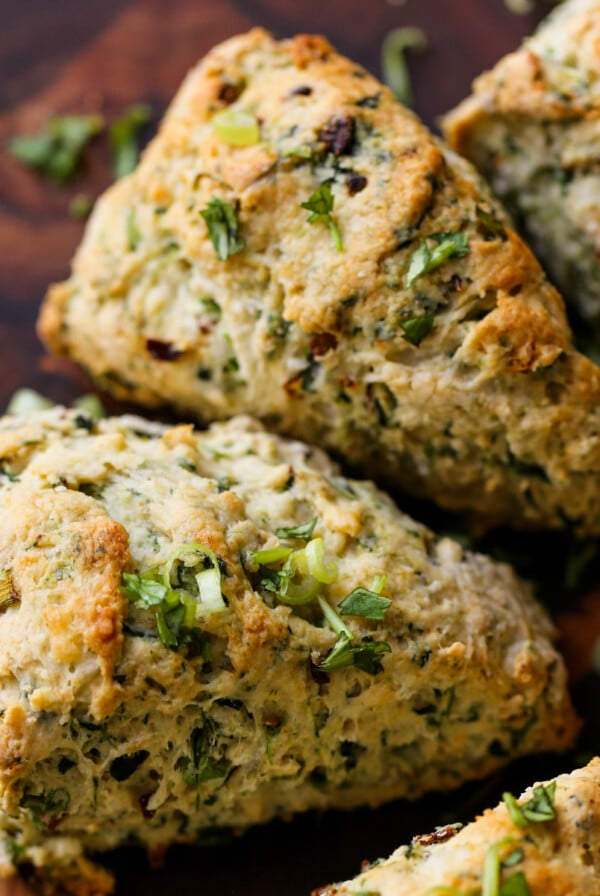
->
(201, 197, 245, 260)
(499, 871, 532, 896)
(109, 103, 153, 178)
(338, 587, 392, 621)
(317, 636, 391, 674)
(400, 313, 435, 346)
(122, 570, 167, 606)
(405, 231, 469, 287)
(276, 517, 318, 540)
(8, 114, 104, 183)
(502, 781, 557, 827)
(301, 181, 343, 251)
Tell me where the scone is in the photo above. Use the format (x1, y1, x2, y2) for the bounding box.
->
(316, 758, 600, 895)
(39, 29, 600, 534)
(444, 0, 600, 331)
(0, 407, 577, 893)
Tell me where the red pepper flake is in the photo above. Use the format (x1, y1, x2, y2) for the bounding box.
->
(414, 824, 461, 846)
(319, 116, 355, 156)
(145, 338, 182, 361)
(309, 332, 337, 358)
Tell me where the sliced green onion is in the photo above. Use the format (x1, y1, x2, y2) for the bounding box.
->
(213, 108, 260, 147)
(482, 842, 501, 896)
(196, 567, 226, 614)
(73, 394, 106, 422)
(251, 546, 293, 565)
(381, 27, 427, 107)
(304, 538, 338, 584)
(503, 792, 527, 828)
(370, 574, 387, 594)
(278, 556, 321, 605)
(163, 541, 219, 589)
(318, 595, 352, 640)
(6, 389, 54, 416)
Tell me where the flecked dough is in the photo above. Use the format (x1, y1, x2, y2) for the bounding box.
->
(39, 28, 600, 533)
(0, 408, 577, 893)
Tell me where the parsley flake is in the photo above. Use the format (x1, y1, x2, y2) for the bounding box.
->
(301, 181, 343, 251)
(276, 517, 318, 540)
(338, 587, 392, 621)
(110, 103, 153, 178)
(201, 197, 245, 260)
(318, 636, 391, 674)
(405, 232, 469, 288)
(8, 114, 104, 183)
(400, 313, 435, 346)
(502, 781, 557, 827)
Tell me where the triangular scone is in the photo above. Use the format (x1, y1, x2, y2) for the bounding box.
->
(317, 758, 600, 896)
(444, 0, 600, 331)
(0, 408, 577, 893)
(39, 29, 600, 533)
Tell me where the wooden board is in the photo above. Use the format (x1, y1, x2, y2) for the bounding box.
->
(0, 1, 598, 894)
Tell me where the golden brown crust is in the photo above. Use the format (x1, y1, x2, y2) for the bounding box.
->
(320, 758, 600, 895)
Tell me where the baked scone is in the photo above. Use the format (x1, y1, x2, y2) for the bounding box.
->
(444, 0, 600, 331)
(0, 407, 577, 893)
(316, 758, 600, 896)
(39, 29, 600, 534)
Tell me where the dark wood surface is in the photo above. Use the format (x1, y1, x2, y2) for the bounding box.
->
(0, 2, 598, 894)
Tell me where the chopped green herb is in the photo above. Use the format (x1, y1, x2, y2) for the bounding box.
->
(338, 587, 392, 621)
(109, 103, 153, 178)
(499, 872, 531, 896)
(8, 114, 104, 183)
(72, 393, 106, 423)
(126, 208, 141, 251)
(276, 517, 318, 540)
(69, 193, 94, 219)
(301, 181, 343, 251)
(19, 788, 70, 830)
(318, 636, 391, 674)
(201, 197, 245, 260)
(122, 541, 225, 650)
(405, 232, 470, 288)
(251, 546, 293, 566)
(381, 27, 427, 107)
(502, 781, 557, 827)
(6, 388, 54, 415)
(176, 721, 231, 799)
(213, 108, 260, 146)
(400, 314, 435, 346)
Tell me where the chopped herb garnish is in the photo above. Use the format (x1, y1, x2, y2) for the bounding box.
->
(126, 208, 141, 251)
(72, 393, 106, 423)
(502, 781, 557, 827)
(110, 103, 153, 178)
(499, 872, 531, 896)
(201, 197, 245, 260)
(276, 518, 318, 540)
(8, 114, 104, 183)
(6, 388, 54, 415)
(338, 587, 392, 621)
(301, 181, 343, 251)
(318, 636, 391, 674)
(405, 232, 470, 288)
(69, 193, 94, 219)
(400, 314, 435, 346)
(19, 788, 70, 830)
(381, 27, 427, 107)
(122, 542, 226, 650)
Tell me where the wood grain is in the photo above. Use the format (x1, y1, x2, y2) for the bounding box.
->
(0, 2, 597, 894)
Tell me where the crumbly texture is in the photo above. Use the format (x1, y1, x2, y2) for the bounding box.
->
(444, 0, 600, 330)
(0, 408, 576, 893)
(317, 758, 600, 896)
(39, 28, 600, 534)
